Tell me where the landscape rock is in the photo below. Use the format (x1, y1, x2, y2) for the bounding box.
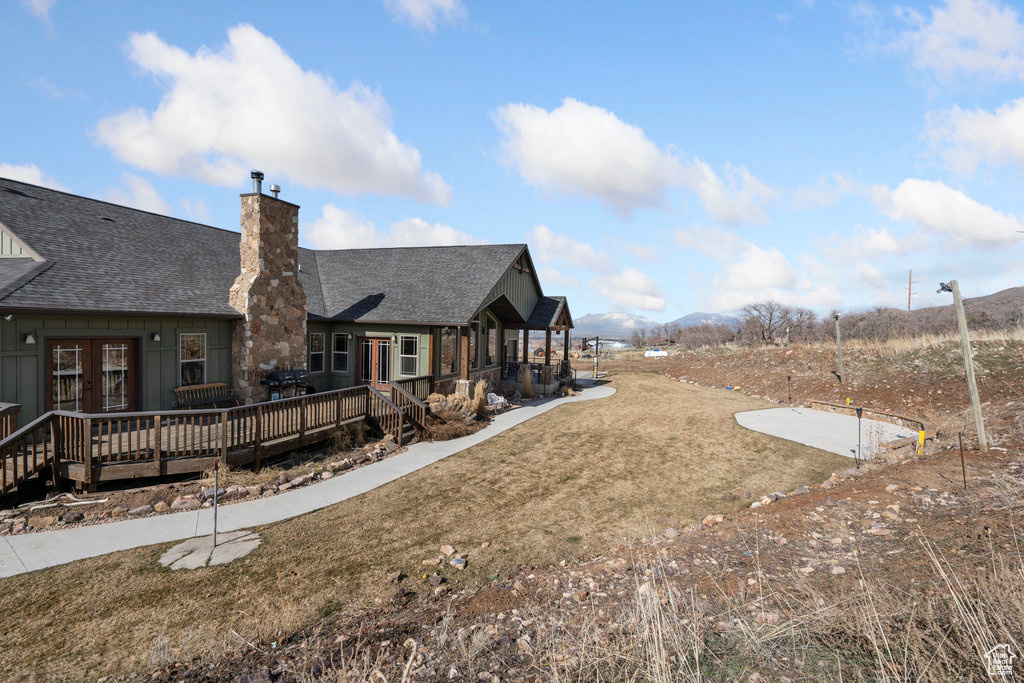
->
(27, 515, 57, 529)
(450, 557, 467, 570)
(387, 571, 403, 583)
(701, 514, 724, 527)
(244, 486, 262, 498)
(60, 510, 84, 523)
(663, 527, 679, 539)
(572, 589, 589, 602)
(732, 490, 752, 501)
(154, 501, 169, 512)
(289, 474, 314, 488)
(171, 496, 200, 511)
(830, 565, 846, 575)
(128, 505, 153, 516)
(203, 487, 227, 500)
(110, 506, 129, 516)
(440, 544, 456, 556)
(429, 573, 445, 587)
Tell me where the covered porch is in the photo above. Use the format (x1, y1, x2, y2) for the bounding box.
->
(499, 296, 575, 395)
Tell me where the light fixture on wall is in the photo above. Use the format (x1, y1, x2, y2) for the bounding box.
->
(23, 333, 36, 345)
(151, 332, 161, 342)
(2, 314, 11, 321)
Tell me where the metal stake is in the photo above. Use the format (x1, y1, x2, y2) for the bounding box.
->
(855, 406, 862, 469)
(834, 312, 844, 383)
(213, 460, 219, 547)
(786, 375, 792, 405)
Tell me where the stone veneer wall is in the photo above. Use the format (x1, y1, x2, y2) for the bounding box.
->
(435, 367, 501, 396)
(228, 193, 308, 404)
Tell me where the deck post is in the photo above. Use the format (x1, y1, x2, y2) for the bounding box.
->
(299, 396, 307, 445)
(153, 415, 162, 477)
(49, 415, 63, 492)
(336, 392, 343, 428)
(220, 410, 229, 466)
(522, 329, 529, 363)
(544, 329, 552, 366)
(563, 329, 569, 361)
(459, 326, 470, 380)
(254, 405, 263, 470)
(397, 412, 404, 447)
(82, 417, 94, 492)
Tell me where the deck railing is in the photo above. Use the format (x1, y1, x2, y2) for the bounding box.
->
(0, 384, 417, 494)
(0, 403, 19, 441)
(391, 384, 428, 430)
(395, 374, 434, 400)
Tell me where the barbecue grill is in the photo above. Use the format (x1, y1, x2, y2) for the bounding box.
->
(261, 368, 314, 400)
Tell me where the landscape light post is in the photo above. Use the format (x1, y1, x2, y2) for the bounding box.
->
(938, 280, 988, 453)
(833, 312, 844, 383)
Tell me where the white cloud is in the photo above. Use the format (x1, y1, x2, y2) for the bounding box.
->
(676, 225, 838, 311)
(383, 0, 465, 31)
(526, 224, 616, 272)
(605, 237, 661, 262)
(0, 163, 66, 191)
(494, 97, 777, 223)
(25, 76, 85, 101)
(873, 178, 1024, 247)
(791, 173, 859, 209)
(95, 25, 451, 204)
(674, 224, 748, 260)
(22, 0, 54, 20)
(682, 159, 778, 225)
(592, 268, 666, 311)
(180, 198, 214, 225)
(538, 267, 579, 289)
(304, 205, 483, 250)
(897, 0, 1024, 82)
(526, 225, 665, 311)
(106, 172, 171, 215)
(494, 98, 685, 216)
(927, 98, 1024, 175)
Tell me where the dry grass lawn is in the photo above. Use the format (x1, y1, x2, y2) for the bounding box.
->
(0, 371, 846, 680)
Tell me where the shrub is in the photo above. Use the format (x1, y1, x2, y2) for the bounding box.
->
(519, 365, 535, 398)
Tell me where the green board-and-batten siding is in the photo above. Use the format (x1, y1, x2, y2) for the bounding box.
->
(0, 226, 28, 257)
(480, 261, 539, 323)
(0, 314, 232, 422)
(305, 322, 433, 392)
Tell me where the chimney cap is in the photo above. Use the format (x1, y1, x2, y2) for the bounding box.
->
(250, 170, 264, 180)
(269, 184, 281, 198)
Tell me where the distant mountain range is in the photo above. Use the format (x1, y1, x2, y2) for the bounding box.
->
(573, 311, 740, 338)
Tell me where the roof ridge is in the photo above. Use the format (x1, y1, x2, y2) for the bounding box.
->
(0, 176, 243, 237)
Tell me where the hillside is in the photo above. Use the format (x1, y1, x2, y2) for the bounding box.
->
(572, 312, 659, 338)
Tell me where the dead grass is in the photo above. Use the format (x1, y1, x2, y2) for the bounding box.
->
(0, 371, 846, 680)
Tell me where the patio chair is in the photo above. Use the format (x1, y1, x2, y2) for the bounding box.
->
(486, 392, 508, 414)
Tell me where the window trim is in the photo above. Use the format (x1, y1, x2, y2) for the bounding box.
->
(399, 335, 418, 376)
(470, 321, 479, 370)
(331, 333, 350, 373)
(309, 332, 326, 374)
(179, 332, 207, 387)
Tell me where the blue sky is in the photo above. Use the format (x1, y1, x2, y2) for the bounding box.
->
(3, 0, 1024, 321)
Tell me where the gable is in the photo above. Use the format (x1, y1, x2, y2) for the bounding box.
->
(477, 248, 542, 322)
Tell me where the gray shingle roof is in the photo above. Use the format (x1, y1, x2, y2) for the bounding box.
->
(0, 178, 566, 327)
(523, 296, 573, 329)
(313, 245, 528, 324)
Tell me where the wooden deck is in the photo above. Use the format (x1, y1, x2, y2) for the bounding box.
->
(0, 378, 432, 494)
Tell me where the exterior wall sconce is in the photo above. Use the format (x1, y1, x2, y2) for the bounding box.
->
(151, 332, 161, 342)
(23, 333, 36, 345)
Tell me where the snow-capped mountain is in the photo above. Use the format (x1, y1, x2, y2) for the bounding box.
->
(573, 312, 661, 338)
(666, 312, 741, 329)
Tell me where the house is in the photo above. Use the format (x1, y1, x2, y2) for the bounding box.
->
(0, 173, 574, 426)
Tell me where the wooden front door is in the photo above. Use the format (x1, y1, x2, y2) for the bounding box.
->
(357, 337, 391, 390)
(45, 338, 138, 414)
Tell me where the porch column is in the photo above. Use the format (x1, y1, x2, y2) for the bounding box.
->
(459, 326, 470, 380)
(563, 329, 569, 361)
(522, 329, 529, 363)
(544, 329, 552, 365)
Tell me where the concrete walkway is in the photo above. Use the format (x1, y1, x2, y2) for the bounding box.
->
(735, 407, 914, 460)
(0, 380, 615, 578)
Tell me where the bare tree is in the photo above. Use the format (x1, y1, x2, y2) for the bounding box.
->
(741, 301, 792, 345)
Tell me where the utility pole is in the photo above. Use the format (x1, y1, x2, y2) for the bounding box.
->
(938, 280, 988, 453)
(833, 312, 844, 383)
(907, 269, 917, 317)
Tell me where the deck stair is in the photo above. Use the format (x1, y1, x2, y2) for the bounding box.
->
(0, 377, 433, 495)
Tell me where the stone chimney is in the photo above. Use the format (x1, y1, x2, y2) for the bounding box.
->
(229, 172, 307, 404)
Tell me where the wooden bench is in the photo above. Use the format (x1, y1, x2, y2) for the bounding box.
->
(173, 383, 240, 409)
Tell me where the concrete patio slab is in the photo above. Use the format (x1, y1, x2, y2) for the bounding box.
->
(735, 407, 914, 459)
(0, 379, 614, 578)
(158, 530, 261, 570)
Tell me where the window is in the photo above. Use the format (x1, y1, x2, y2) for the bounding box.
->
(469, 322, 479, 369)
(309, 333, 325, 373)
(440, 327, 457, 374)
(179, 333, 206, 386)
(486, 317, 497, 366)
(360, 339, 372, 383)
(400, 336, 417, 375)
(332, 333, 349, 372)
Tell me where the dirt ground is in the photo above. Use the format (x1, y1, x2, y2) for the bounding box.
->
(0, 372, 844, 681)
(127, 343, 1024, 681)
